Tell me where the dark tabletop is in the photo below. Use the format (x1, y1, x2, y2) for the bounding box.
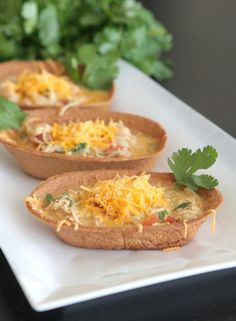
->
(1, 1, 236, 320)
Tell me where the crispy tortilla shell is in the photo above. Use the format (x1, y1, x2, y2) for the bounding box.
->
(1, 109, 167, 179)
(0, 60, 114, 111)
(25, 171, 223, 250)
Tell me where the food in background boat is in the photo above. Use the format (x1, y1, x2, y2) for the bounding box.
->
(0, 61, 113, 113)
(0, 69, 110, 112)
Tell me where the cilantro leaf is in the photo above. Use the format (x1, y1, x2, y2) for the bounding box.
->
(191, 146, 218, 172)
(77, 44, 97, 64)
(168, 146, 219, 191)
(94, 27, 123, 55)
(60, 192, 73, 207)
(64, 54, 81, 84)
(0, 97, 26, 130)
(192, 174, 219, 190)
(0, 34, 19, 59)
(71, 142, 87, 154)
(66, 44, 119, 90)
(38, 4, 59, 48)
(45, 193, 53, 204)
(173, 202, 191, 211)
(152, 60, 173, 81)
(157, 210, 168, 221)
(21, 1, 38, 35)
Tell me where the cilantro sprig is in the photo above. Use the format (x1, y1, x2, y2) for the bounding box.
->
(168, 146, 219, 191)
(0, 97, 26, 130)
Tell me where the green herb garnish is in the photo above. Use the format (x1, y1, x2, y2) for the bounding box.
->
(54, 150, 65, 154)
(45, 193, 53, 204)
(0, 1, 172, 89)
(168, 146, 219, 191)
(65, 45, 119, 90)
(173, 202, 191, 211)
(71, 142, 87, 154)
(60, 192, 73, 207)
(0, 97, 26, 130)
(157, 210, 168, 221)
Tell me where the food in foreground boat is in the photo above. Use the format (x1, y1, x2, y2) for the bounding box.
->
(32, 174, 204, 228)
(25, 171, 223, 250)
(0, 61, 113, 113)
(25, 146, 223, 250)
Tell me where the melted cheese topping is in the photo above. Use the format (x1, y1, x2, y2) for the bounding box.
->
(50, 120, 118, 151)
(0, 69, 110, 110)
(162, 247, 180, 252)
(2, 70, 76, 102)
(77, 174, 167, 226)
(1, 118, 158, 158)
(29, 174, 204, 230)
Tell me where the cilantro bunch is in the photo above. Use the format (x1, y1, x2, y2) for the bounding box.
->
(0, 0, 172, 89)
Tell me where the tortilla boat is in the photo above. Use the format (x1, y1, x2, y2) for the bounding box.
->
(0, 60, 114, 112)
(0, 109, 167, 179)
(25, 170, 223, 250)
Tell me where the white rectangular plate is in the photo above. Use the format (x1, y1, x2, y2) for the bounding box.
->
(0, 61, 236, 312)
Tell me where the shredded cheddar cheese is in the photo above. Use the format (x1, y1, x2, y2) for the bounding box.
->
(183, 220, 188, 239)
(56, 219, 71, 232)
(137, 223, 144, 233)
(14, 70, 75, 101)
(163, 247, 180, 252)
(50, 119, 118, 151)
(0, 68, 111, 113)
(211, 209, 216, 233)
(77, 174, 167, 226)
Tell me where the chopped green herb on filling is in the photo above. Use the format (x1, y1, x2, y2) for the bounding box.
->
(71, 142, 87, 154)
(157, 209, 168, 221)
(173, 202, 192, 211)
(45, 193, 53, 204)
